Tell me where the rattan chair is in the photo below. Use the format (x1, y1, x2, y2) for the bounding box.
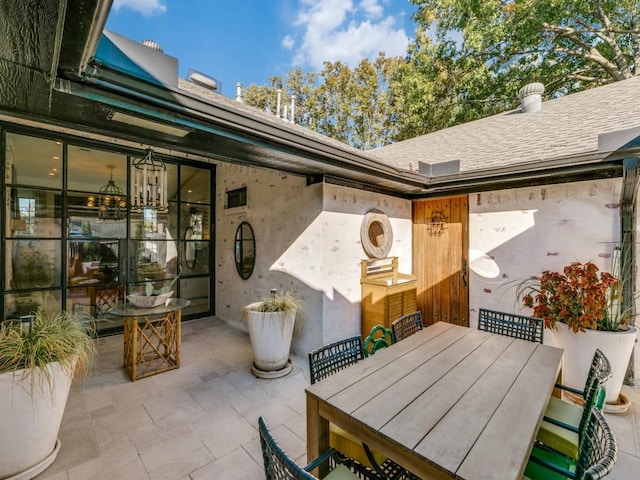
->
(478, 308, 544, 343)
(391, 311, 423, 342)
(258, 416, 381, 480)
(537, 349, 612, 459)
(362, 325, 393, 357)
(525, 408, 617, 480)
(309, 336, 364, 385)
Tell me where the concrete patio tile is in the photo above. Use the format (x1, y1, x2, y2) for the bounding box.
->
(142, 388, 207, 427)
(607, 450, 640, 480)
(66, 455, 150, 480)
(189, 447, 263, 480)
(187, 375, 254, 412)
(191, 409, 258, 458)
(91, 403, 155, 436)
(137, 428, 207, 472)
(238, 396, 303, 429)
(128, 422, 194, 453)
(147, 446, 214, 480)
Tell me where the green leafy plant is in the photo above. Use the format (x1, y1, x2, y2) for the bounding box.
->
(517, 261, 633, 333)
(0, 311, 96, 392)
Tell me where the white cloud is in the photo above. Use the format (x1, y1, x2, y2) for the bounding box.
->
(112, 0, 167, 16)
(289, 0, 409, 71)
(282, 34, 295, 50)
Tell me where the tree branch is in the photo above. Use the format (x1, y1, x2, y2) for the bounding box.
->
(592, 0, 632, 77)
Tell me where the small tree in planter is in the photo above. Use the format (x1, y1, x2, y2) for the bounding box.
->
(244, 290, 303, 379)
(518, 261, 637, 407)
(0, 311, 96, 479)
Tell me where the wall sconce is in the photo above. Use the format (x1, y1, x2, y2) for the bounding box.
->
(131, 148, 168, 213)
(428, 210, 448, 236)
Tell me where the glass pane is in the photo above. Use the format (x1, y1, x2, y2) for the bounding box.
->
(181, 165, 210, 204)
(130, 238, 180, 281)
(180, 204, 210, 243)
(181, 240, 209, 275)
(165, 162, 178, 202)
(5, 290, 62, 320)
(6, 240, 61, 290)
(67, 194, 127, 239)
(67, 145, 127, 192)
(68, 239, 122, 285)
(130, 204, 178, 240)
(180, 277, 209, 315)
(6, 133, 62, 188)
(5, 187, 62, 237)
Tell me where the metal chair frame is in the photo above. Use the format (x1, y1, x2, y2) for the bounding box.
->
(309, 336, 364, 385)
(363, 325, 393, 357)
(391, 311, 423, 342)
(478, 308, 544, 343)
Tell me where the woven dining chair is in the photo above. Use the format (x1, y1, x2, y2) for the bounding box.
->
(524, 408, 617, 480)
(258, 416, 381, 480)
(478, 308, 544, 343)
(309, 336, 364, 385)
(391, 311, 423, 342)
(362, 325, 393, 357)
(537, 349, 612, 460)
(308, 337, 419, 480)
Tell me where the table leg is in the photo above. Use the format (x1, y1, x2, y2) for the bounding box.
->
(307, 394, 330, 477)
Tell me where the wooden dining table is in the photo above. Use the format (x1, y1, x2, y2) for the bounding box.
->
(306, 321, 564, 480)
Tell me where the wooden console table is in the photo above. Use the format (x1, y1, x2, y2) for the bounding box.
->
(111, 298, 190, 381)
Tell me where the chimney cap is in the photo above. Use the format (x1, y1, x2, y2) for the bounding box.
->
(142, 40, 163, 52)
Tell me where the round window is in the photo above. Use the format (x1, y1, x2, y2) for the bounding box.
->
(360, 209, 393, 259)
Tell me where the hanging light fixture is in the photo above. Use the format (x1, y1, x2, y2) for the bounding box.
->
(87, 165, 126, 220)
(131, 148, 168, 213)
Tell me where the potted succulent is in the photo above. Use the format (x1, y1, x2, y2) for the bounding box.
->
(244, 290, 302, 378)
(518, 261, 637, 406)
(0, 311, 96, 479)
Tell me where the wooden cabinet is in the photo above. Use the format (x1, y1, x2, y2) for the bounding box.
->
(361, 257, 417, 340)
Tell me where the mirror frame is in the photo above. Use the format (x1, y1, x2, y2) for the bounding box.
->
(234, 221, 255, 280)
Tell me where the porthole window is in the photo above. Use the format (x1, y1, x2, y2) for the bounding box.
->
(234, 222, 255, 279)
(360, 209, 393, 259)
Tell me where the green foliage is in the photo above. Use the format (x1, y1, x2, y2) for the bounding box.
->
(12, 245, 53, 289)
(249, 290, 303, 314)
(402, 0, 640, 137)
(0, 311, 96, 392)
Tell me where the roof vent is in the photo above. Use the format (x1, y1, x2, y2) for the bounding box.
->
(235, 82, 244, 103)
(187, 69, 220, 92)
(141, 40, 163, 52)
(518, 82, 545, 113)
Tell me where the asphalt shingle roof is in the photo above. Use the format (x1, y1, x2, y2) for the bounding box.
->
(370, 76, 640, 174)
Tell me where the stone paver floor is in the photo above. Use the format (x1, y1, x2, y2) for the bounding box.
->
(37, 317, 639, 479)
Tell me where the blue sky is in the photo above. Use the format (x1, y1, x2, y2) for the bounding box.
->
(106, 0, 417, 97)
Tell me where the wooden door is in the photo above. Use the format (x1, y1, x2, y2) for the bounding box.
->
(412, 196, 469, 326)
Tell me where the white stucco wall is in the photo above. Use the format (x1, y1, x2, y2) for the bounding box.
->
(215, 163, 412, 356)
(468, 178, 622, 327)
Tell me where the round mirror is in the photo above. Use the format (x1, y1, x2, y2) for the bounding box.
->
(234, 222, 255, 279)
(184, 227, 196, 269)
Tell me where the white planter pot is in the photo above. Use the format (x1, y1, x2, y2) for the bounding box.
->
(544, 323, 637, 404)
(246, 309, 296, 373)
(0, 361, 74, 479)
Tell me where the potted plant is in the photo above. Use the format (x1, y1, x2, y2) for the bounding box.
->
(244, 290, 302, 378)
(518, 261, 637, 406)
(0, 311, 96, 479)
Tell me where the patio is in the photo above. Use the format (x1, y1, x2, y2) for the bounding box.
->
(37, 317, 640, 480)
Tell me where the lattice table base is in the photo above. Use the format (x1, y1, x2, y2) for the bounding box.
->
(123, 310, 181, 381)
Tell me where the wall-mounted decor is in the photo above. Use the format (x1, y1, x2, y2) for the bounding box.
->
(360, 209, 393, 259)
(234, 222, 255, 279)
(184, 227, 196, 269)
(427, 210, 448, 236)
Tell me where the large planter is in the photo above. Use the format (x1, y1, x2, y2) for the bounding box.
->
(0, 361, 74, 479)
(246, 308, 296, 378)
(544, 322, 637, 404)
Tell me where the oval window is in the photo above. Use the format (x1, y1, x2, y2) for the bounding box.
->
(234, 222, 255, 280)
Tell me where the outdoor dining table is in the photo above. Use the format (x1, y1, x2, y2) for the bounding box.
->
(306, 321, 564, 480)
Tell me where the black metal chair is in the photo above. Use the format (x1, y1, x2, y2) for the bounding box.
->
(391, 311, 423, 342)
(308, 337, 418, 480)
(525, 408, 618, 479)
(258, 416, 381, 480)
(478, 308, 544, 343)
(537, 349, 612, 460)
(309, 336, 364, 385)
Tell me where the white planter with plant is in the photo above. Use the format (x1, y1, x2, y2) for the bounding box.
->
(519, 261, 637, 407)
(244, 290, 302, 378)
(0, 311, 96, 480)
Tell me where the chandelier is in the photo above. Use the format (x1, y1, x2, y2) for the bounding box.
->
(87, 165, 126, 220)
(131, 148, 168, 213)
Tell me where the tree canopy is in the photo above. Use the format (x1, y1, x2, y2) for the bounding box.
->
(245, 1, 640, 147)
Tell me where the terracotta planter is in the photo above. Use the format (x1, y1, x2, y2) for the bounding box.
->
(544, 323, 637, 404)
(0, 361, 74, 479)
(246, 308, 296, 377)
